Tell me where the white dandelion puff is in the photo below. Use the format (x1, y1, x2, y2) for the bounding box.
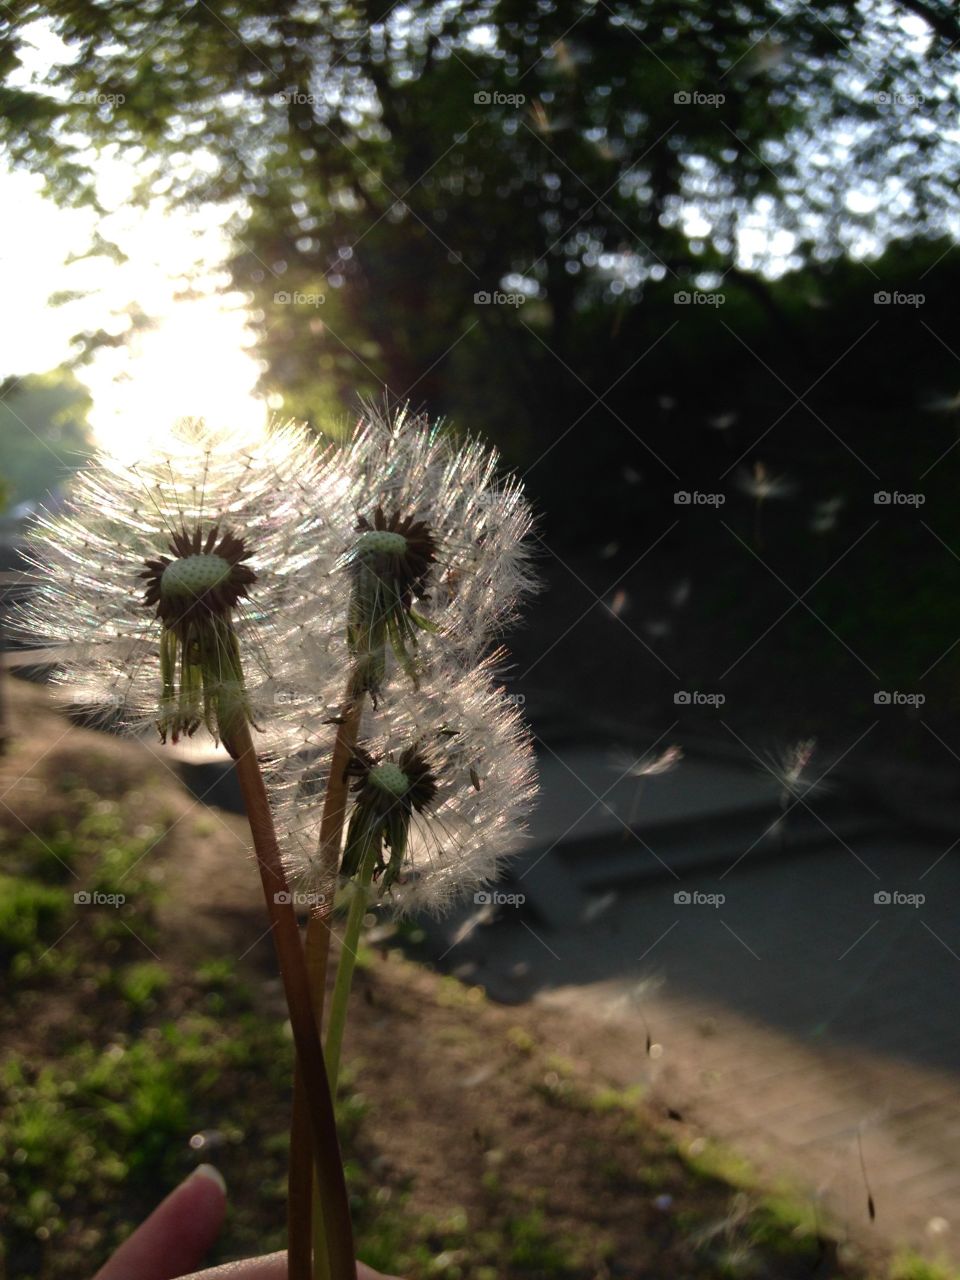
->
(336, 401, 538, 665)
(275, 655, 537, 917)
(15, 418, 347, 749)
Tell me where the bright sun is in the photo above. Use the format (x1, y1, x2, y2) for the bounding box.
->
(83, 295, 267, 462)
(2, 158, 268, 462)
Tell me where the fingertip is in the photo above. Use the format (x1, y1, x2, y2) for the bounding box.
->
(192, 1163, 228, 1197)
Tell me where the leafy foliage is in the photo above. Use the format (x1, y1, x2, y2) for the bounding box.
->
(0, 369, 91, 509)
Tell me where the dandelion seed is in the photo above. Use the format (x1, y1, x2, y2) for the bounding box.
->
(736, 461, 795, 502)
(707, 410, 738, 430)
(923, 390, 960, 413)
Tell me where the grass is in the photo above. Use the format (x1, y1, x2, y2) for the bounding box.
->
(1, 681, 959, 1279)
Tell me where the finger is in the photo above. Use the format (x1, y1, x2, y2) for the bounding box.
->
(178, 1253, 287, 1280)
(94, 1165, 228, 1280)
(179, 1255, 403, 1280)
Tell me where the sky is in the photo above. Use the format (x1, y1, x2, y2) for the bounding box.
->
(1, 161, 267, 460)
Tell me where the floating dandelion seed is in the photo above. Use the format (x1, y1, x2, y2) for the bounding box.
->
(923, 389, 960, 413)
(607, 588, 629, 618)
(760, 739, 819, 850)
(736, 461, 796, 502)
(707, 410, 738, 431)
(765, 738, 818, 806)
(737, 461, 795, 547)
(612, 744, 683, 830)
(810, 495, 845, 535)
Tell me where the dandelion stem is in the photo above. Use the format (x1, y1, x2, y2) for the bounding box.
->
(286, 691, 363, 1280)
(325, 847, 376, 1093)
(227, 719, 356, 1280)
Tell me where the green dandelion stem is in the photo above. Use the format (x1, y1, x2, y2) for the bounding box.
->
(325, 831, 378, 1094)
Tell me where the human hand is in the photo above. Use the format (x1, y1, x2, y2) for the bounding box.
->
(93, 1164, 402, 1280)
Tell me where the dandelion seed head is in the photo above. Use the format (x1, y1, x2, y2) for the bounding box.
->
(161, 553, 234, 597)
(276, 654, 537, 916)
(339, 401, 538, 661)
(16, 418, 347, 743)
(368, 761, 411, 798)
(356, 530, 408, 558)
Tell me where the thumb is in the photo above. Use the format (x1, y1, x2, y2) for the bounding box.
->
(94, 1164, 228, 1280)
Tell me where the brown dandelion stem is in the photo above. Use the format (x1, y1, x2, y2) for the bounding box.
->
(288, 689, 363, 1280)
(227, 718, 355, 1280)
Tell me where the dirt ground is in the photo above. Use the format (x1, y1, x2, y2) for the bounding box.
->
(0, 677, 914, 1278)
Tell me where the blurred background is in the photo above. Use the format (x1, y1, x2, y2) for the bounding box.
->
(3, 3, 960, 1279)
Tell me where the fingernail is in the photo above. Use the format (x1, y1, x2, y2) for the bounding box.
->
(191, 1163, 227, 1194)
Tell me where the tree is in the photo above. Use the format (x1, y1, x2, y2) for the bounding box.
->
(1, 1, 957, 487)
(0, 369, 92, 509)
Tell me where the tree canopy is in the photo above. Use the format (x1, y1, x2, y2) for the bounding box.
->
(2, 1, 958, 506)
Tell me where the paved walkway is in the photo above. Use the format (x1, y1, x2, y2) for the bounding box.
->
(427, 739, 960, 1264)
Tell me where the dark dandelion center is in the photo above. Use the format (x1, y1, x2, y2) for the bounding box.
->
(355, 507, 438, 605)
(347, 744, 439, 818)
(140, 525, 257, 633)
